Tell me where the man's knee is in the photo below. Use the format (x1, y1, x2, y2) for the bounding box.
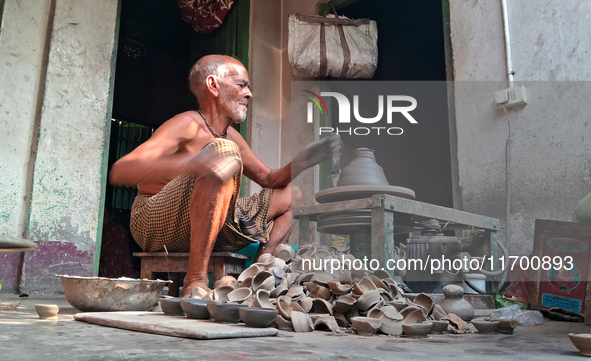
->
(202, 138, 242, 183)
(289, 184, 305, 206)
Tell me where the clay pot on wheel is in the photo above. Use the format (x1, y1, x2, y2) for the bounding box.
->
(336, 148, 389, 187)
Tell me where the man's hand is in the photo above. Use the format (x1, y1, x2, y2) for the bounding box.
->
(293, 134, 343, 173)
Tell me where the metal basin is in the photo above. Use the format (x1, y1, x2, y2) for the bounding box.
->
(58, 275, 171, 312)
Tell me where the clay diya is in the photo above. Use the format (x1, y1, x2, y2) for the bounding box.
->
(206, 285, 235, 303)
(310, 271, 336, 285)
(180, 298, 215, 319)
(309, 285, 331, 300)
(253, 289, 274, 309)
(402, 322, 433, 337)
(356, 290, 381, 311)
(351, 316, 382, 336)
(291, 311, 314, 332)
(370, 275, 390, 292)
(239, 307, 278, 328)
(448, 313, 470, 334)
(213, 275, 238, 289)
(498, 319, 518, 334)
(471, 319, 500, 334)
(190, 286, 209, 299)
(353, 276, 378, 295)
(432, 304, 448, 320)
(568, 333, 591, 356)
(270, 277, 289, 298)
(207, 302, 249, 323)
(300, 296, 314, 313)
(252, 271, 275, 292)
(290, 302, 306, 314)
(327, 281, 353, 295)
(34, 304, 59, 319)
(227, 287, 252, 304)
(403, 308, 427, 325)
(276, 295, 293, 319)
(273, 244, 295, 262)
(338, 270, 353, 284)
(239, 277, 253, 289)
(238, 263, 263, 283)
(286, 285, 305, 300)
(380, 315, 403, 336)
(313, 315, 340, 332)
(399, 306, 422, 319)
(334, 312, 350, 327)
(311, 298, 334, 315)
(372, 269, 391, 280)
(273, 314, 294, 331)
(430, 320, 449, 334)
(159, 297, 184, 315)
(413, 293, 434, 315)
(296, 244, 317, 259)
(333, 295, 357, 313)
(389, 300, 408, 312)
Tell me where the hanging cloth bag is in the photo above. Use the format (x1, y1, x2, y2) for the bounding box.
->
(288, 4, 378, 79)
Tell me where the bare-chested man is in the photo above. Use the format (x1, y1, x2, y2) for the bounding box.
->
(109, 55, 340, 297)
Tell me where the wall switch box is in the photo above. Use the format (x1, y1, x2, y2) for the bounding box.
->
(495, 85, 527, 109)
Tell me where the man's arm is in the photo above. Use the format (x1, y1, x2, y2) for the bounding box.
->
(227, 127, 340, 189)
(109, 113, 203, 186)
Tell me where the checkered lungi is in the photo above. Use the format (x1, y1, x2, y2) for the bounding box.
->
(130, 138, 273, 253)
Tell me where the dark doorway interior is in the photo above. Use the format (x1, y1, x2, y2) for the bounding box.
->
(333, 0, 453, 208)
(99, 0, 249, 278)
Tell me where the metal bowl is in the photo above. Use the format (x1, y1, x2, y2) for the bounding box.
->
(57, 275, 171, 312)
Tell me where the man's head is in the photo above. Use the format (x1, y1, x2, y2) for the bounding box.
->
(189, 55, 252, 123)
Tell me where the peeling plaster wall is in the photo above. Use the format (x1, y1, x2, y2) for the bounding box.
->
(247, 0, 282, 195)
(0, 0, 53, 292)
(280, 0, 321, 206)
(0, 0, 119, 293)
(248, 0, 320, 244)
(450, 1, 591, 256)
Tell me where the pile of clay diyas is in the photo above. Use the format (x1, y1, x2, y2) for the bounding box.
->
(178, 243, 516, 336)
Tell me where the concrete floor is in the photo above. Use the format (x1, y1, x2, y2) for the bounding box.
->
(1, 294, 589, 361)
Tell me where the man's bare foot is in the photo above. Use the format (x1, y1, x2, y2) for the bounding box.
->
(182, 280, 211, 298)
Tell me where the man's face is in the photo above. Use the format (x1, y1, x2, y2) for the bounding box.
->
(219, 63, 252, 123)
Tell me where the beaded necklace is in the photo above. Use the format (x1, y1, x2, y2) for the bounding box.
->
(198, 109, 227, 138)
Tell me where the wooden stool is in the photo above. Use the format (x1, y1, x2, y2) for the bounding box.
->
(132, 252, 252, 297)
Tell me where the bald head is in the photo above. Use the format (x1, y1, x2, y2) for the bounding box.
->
(189, 55, 245, 103)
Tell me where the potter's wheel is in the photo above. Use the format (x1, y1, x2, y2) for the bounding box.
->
(315, 185, 415, 204)
(316, 210, 417, 235)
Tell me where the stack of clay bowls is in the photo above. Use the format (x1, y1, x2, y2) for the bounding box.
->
(186, 243, 501, 339)
(189, 243, 416, 335)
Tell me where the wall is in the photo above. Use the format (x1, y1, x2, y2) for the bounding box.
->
(0, 0, 119, 293)
(0, 0, 53, 292)
(247, 0, 282, 195)
(450, 0, 591, 256)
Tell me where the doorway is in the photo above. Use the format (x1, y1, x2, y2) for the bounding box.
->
(329, 0, 453, 208)
(99, 0, 250, 278)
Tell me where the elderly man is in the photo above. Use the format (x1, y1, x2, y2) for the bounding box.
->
(110, 54, 340, 297)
